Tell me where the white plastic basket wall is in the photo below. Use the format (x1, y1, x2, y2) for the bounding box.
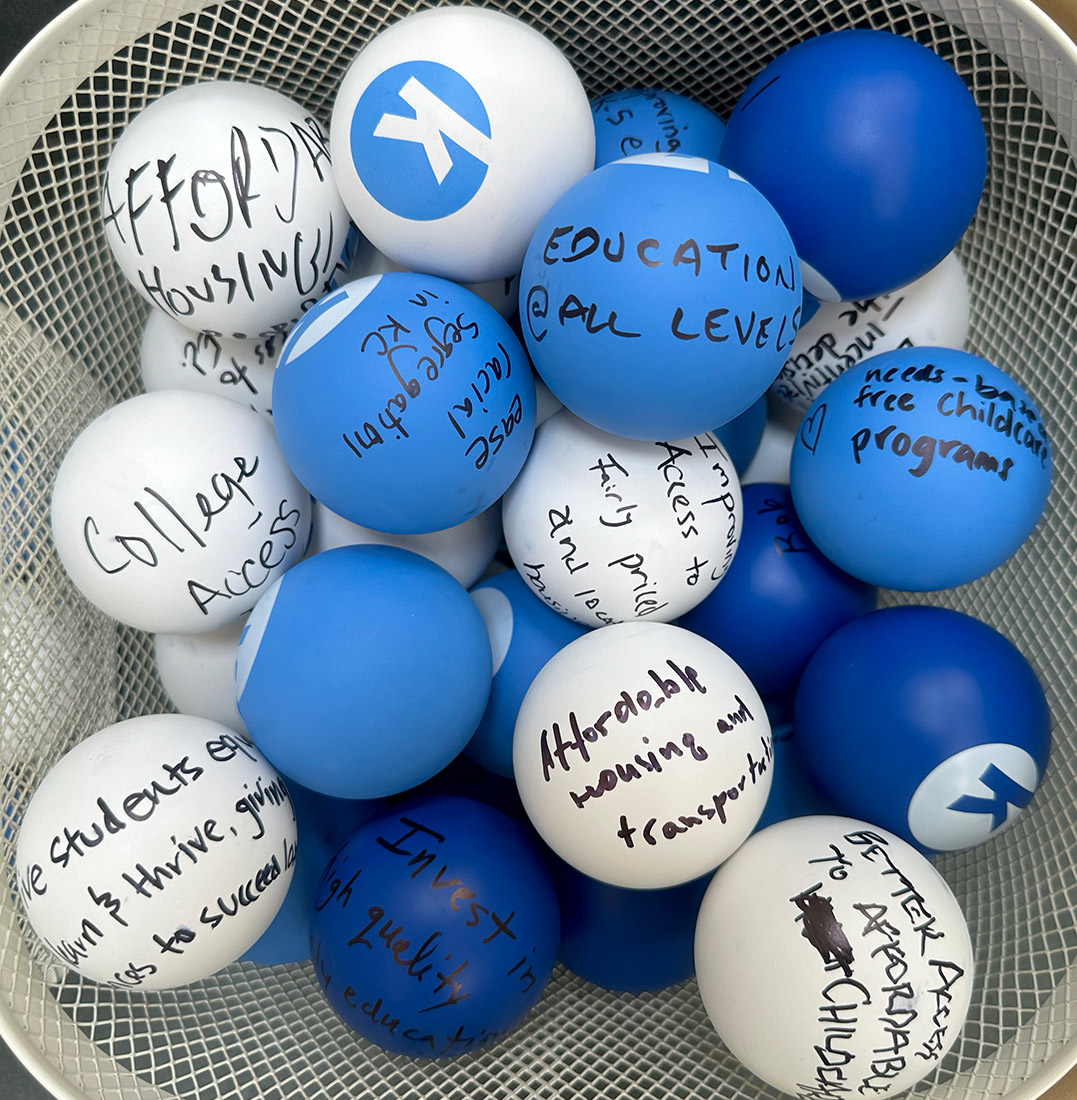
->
(1, 1, 1076, 1098)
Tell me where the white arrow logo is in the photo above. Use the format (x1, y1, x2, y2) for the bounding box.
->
(373, 76, 493, 185)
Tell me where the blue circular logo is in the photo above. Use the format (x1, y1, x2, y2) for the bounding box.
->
(350, 61, 492, 221)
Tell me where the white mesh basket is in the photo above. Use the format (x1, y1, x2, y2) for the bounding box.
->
(2, 1, 1077, 1098)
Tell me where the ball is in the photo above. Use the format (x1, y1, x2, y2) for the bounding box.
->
(50, 390, 312, 633)
(752, 697, 840, 832)
(552, 858, 709, 993)
(466, 569, 591, 778)
(309, 498, 502, 589)
(694, 815, 974, 1098)
(272, 272, 536, 534)
(140, 309, 280, 420)
(789, 346, 1052, 590)
(235, 545, 492, 799)
(738, 396, 802, 486)
(242, 782, 382, 966)
(519, 152, 802, 440)
(154, 620, 247, 733)
(677, 482, 877, 696)
(772, 250, 971, 412)
(793, 605, 1051, 852)
(329, 6, 595, 283)
(309, 793, 560, 1058)
(501, 409, 744, 627)
(713, 393, 768, 475)
(719, 29, 986, 301)
(101, 80, 352, 338)
(590, 87, 726, 167)
(345, 227, 520, 319)
(14, 714, 297, 989)
(513, 621, 772, 889)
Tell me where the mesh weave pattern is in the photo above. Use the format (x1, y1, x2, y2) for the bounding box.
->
(1, 1, 1076, 1098)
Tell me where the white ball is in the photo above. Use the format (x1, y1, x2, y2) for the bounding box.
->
(329, 6, 595, 282)
(772, 250, 971, 412)
(101, 80, 352, 338)
(513, 621, 771, 888)
(694, 816, 974, 1098)
(14, 714, 297, 990)
(308, 498, 502, 588)
(50, 390, 312, 634)
(344, 227, 520, 318)
(155, 620, 247, 733)
(502, 410, 743, 626)
(140, 309, 280, 420)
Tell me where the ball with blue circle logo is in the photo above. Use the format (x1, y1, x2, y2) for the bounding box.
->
(591, 87, 726, 167)
(235, 544, 492, 800)
(272, 272, 536, 535)
(789, 345, 1052, 591)
(519, 152, 802, 441)
(677, 482, 877, 697)
(329, 6, 594, 283)
(466, 569, 591, 779)
(792, 605, 1051, 853)
(719, 28, 986, 301)
(309, 793, 560, 1058)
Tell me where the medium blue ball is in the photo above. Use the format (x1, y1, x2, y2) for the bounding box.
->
(273, 272, 536, 533)
(793, 605, 1051, 853)
(591, 87, 725, 167)
(236, 545, 492, 799)
(678, 482, 876, 696)
(720, 28, 986, 300)
(519, 152, 802, 440)
(714, 393, 768, 476)
(309, 793, 560, 1058)
(789, 346, 1052, 590)
(466, 570, 590, 778)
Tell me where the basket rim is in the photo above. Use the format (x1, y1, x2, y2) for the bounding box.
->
(2, 2, 1077, 1100)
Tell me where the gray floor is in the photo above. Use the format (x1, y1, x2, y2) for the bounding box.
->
(2, 13, 81, 1100)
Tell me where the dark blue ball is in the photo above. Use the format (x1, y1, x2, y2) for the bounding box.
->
(678, 482, 877, 696)
(552, 857, 709, 994)
(721, 29, 986, 300)
(793, 605, 1051, 853)
(309, 794, 560, 1058)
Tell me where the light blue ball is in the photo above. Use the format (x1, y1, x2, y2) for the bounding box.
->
(236, 544, 492, 799)
(273, 272, 536, 533)
(752, 698, 840, 833)
(789, 346, 1051, 590)
(720, 28, 986, 301)
(466, 570, 590, 778)
(519, 153, 802, 440)
(591, 87, 725, 167)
